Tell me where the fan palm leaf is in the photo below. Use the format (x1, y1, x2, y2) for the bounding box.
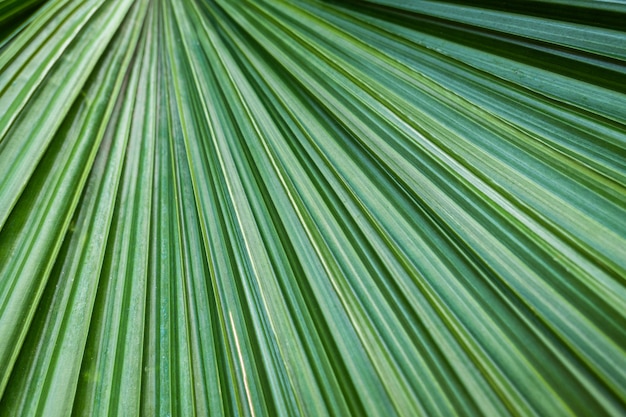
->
(0, 0, 625, 415)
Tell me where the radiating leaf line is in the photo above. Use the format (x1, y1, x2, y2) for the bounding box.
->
(0, 0, 625, 416)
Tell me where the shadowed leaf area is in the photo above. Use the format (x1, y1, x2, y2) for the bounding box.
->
(0, 0, 625, 416)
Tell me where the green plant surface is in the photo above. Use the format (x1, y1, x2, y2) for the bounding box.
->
(0, 0, 625, 416)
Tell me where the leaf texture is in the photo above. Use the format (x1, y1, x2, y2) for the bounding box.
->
(0, 0, 625, 416)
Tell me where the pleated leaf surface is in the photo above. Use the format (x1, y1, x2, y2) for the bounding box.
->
(0, 0, 625, 416)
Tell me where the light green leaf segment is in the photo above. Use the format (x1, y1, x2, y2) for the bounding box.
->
(0, 0, 625, 415)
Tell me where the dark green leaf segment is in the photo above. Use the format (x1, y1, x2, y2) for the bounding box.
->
(0, 0, 625, 416)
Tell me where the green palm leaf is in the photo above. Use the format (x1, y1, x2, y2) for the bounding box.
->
(0, 0, 625, 415)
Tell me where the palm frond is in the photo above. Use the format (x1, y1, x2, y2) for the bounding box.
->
(0, 0, 625, 415)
